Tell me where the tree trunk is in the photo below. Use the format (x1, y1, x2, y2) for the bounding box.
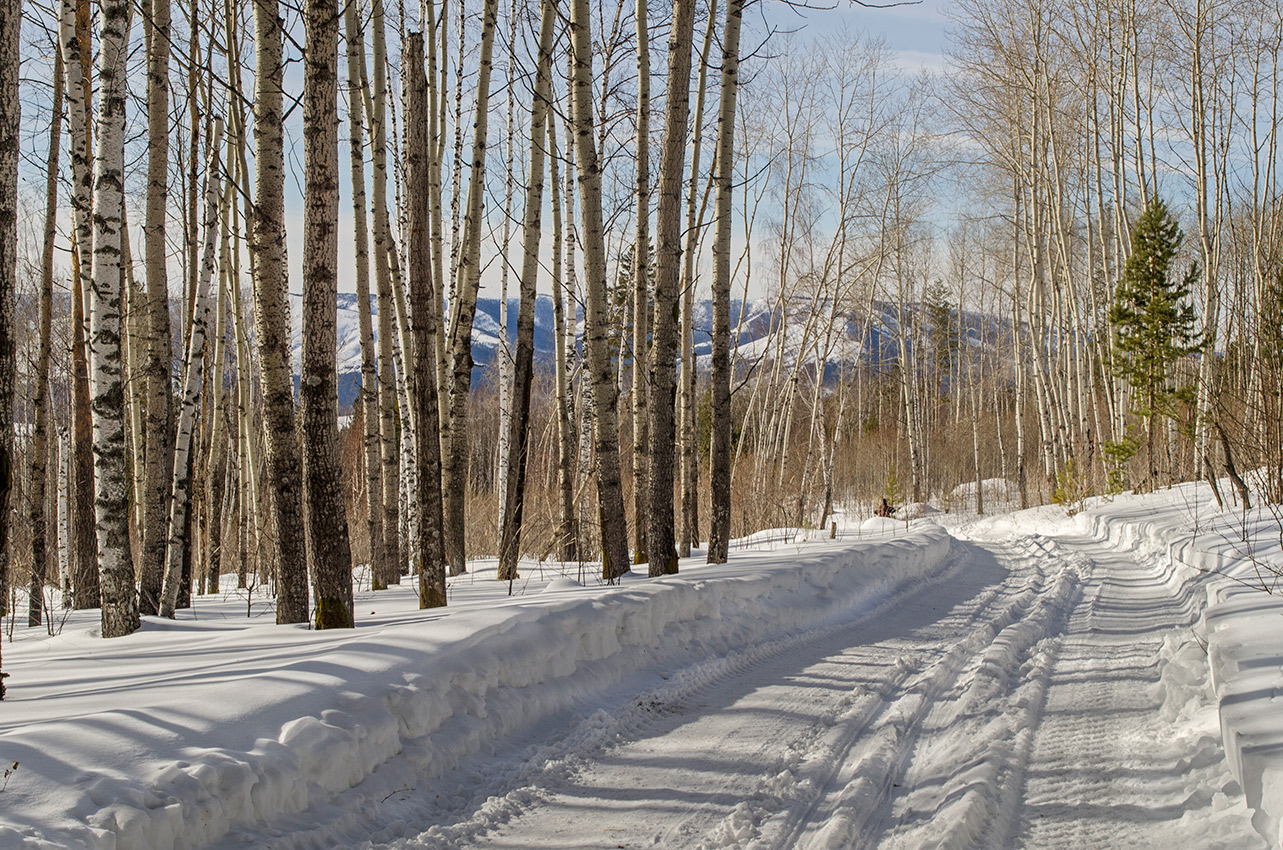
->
(344, 0, 387, 589)
(160, 120, 223, 618)
(497, 0, 556, 581)
(405, 32, 448, 609)
(0, 0, 18, 682)
(361, 0, 402, 582)
(569, 0, 630, 579)
(443, 0, 501, 577)
(302, 0, 355, 628)
(61, 0, 99, 609)
(91, 0, 140, 638)
(253, 0, 309, 624)
(648, 0, 697, 577)
(707, 0, 741, 565)
(28, 48, 62, 629)
(680, 1, 716, 556)
(547, 115, 577, 562)
(204, 232, 230, 595)
(139, 0, 175, 617)
(631, 0, 651, 566)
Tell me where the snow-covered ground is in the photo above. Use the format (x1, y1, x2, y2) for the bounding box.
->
(3, 485, 1283, 849)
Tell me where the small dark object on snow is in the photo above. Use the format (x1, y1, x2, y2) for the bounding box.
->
(876, 498, 895, 518)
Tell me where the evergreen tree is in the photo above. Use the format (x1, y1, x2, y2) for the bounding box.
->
(1108, 198, 1202, 490)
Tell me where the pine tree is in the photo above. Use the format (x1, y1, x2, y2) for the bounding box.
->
(1108, 198, 1202, 491)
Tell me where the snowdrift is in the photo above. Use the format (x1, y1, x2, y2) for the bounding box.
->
(1067, 487, 1283, 849)
(1, 525, 955, 850)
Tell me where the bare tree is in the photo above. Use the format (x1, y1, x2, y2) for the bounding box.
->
(706, 0, 742, 564)
(631, 0, 652, 565)
(405, 32, 448, 608)
(91, 0, 140, 638)
(160, 120, 224, 618)
(497, 0, 558, 580)
(29, 46, 63, 628)
(0, 0, 18, 686)
(253, 0, 309, 624)
(443, 0, 502, 576)
(139, 0, 176, 616)
(569, 0, 630, 578)
(648, 0, 697, 576)
(302, 0, 356, 628)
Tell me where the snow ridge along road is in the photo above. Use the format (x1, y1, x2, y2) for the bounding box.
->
(2, 510, 1267, 849)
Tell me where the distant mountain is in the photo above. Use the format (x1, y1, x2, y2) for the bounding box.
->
(290, 293, 1009, 411)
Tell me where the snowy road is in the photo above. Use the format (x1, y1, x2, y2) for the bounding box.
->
(217, 523, 1264, 850)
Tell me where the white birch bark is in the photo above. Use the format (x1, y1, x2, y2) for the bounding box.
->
(160, 120, 224, 619)
(90, 0, 140, 638)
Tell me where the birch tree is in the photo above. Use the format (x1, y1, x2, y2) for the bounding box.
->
(302, 0, 356, 628)
(160, 120, 224, 618)
(707, 0, 743, 564)
(569, 0, 630, 578)
(61, 0, 98, 609)
(497, 0, 557, 580)
(253, 0, 309, 624)
(91, 0, 140, 638)
(631, 0, 652, 565)
(0, 0, 18, 678)
(648, 0, 697, 576)
(406, 32, 448, 608)
(443, 0, 502, 576)
(139, 0, 176, 616)
(29, 47, 63, 628)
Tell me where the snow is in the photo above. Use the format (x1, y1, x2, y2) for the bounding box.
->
(6, 482, 1283, 849)
(1, 525, 954, 849)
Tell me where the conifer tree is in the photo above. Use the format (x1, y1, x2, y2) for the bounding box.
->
(1108, 198, 1202, 491)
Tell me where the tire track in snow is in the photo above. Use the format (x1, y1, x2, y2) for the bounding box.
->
(753, 537, 1080, 850)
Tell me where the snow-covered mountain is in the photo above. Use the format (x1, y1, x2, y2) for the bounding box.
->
(290, 293, 1010, 410)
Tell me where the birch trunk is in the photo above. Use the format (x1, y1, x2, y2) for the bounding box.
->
(27, 48, 62, 628)
(496, 0, 556, 580)
(91, 0, 140, 638)
(707, 0, 742, 564)
(547, 116, 577, 561)
(344, 0, 387, 588)
(253, 0, 309, 623)
(302, 0, 356, 628)
(0, 0, 17, 663)
(160, 120, 223, 618)
(405, 32, 448, 608)
(569, 0, 630, 578)
(443, 0, 501, 576)
(680, 1, 715, 555)
(496, 0, 517, 543)
(61, 0, 99, 609)
(631, 0, 651, 565)
(648, 0, 697, 577)
(139, 0, 175, 616)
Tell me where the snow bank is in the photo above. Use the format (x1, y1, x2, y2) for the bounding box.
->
(0, 526, 955, 850)
(1066, 486, 1283, 848)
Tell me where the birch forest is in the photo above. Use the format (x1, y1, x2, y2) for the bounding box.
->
(1, 0, 1282, 655)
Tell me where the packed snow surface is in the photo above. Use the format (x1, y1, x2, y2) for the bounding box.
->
(3, 486, 1282, 849)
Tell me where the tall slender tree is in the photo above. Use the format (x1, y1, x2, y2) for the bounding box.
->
(139, 0, 176, 616)
(648, 0, 697, 576)
(29, 48, 63, 629)
(160, 120, 224, 618)
(631, 0, 652, 565)
(61, 0, 98, 609)
(91, 0, 140, 638)
(302, 0, 356, 628)
(344, 0, 387, 588)
(707, 0, 743, 565)
(497, 0, 557, 580)
(0, 0, 19, 689)
(443, 0, 502, 576)
(253, 0, 309, 624)
(406, 32, 448, 609)
(569, 0, 630, 579)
